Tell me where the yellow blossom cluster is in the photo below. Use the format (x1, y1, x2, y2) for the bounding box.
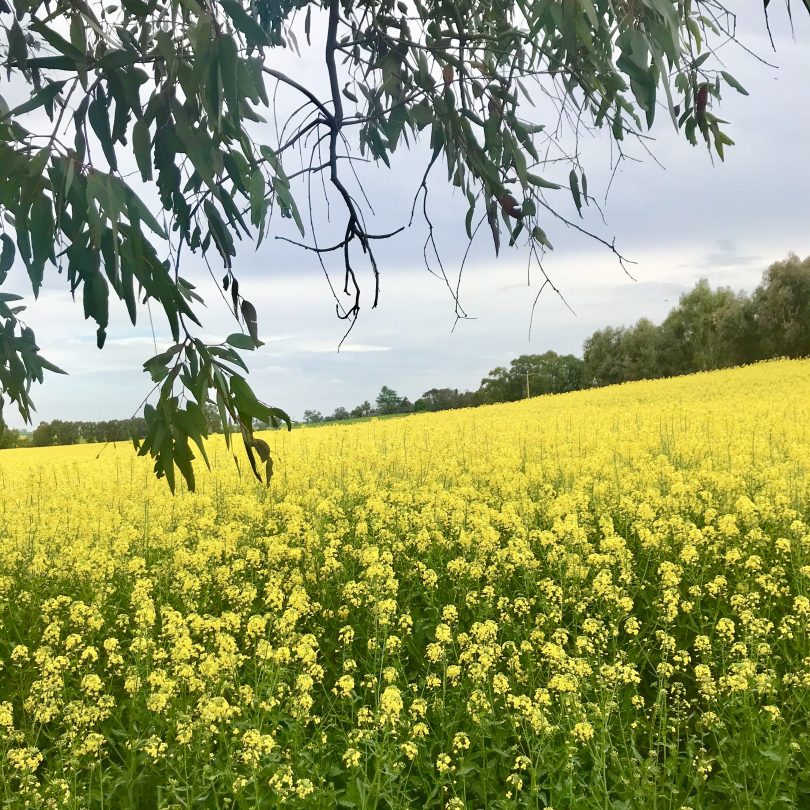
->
(0, 360, 809, 808)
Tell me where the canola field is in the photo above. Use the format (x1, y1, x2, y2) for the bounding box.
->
(1, 360, 810, 809)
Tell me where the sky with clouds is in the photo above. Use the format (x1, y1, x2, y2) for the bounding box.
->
(3, 0, 810, 427)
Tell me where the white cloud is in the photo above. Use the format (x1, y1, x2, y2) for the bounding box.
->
(295, 341, 391, 354)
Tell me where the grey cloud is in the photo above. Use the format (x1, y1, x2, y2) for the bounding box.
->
(702, 246, 762, 269)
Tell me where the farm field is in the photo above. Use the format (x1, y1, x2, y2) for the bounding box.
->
(1, 361, 810, 809)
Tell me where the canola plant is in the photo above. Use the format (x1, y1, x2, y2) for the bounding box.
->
(1, 360, 809, 809)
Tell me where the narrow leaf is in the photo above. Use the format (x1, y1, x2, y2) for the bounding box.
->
(88, 96, 118, 171)
(240, 299, 262, 346)
(569, 169, 582, 217)
(226, 332, 256, 350)
(0, 234, 14, 283)
(132, 118, 153, 181)
(720, 71, 749, 96)
(220, 0, 269, 46)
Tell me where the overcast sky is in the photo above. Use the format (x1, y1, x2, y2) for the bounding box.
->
(4, 0, 810, 427)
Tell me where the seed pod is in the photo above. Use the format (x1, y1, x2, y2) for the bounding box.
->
(498, 194, 523, 219)
(695, 83, 709, 124)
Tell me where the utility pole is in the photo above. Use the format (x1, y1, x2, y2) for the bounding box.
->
(525, 369, 530, 399)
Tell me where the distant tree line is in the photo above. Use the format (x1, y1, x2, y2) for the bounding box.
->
(582, 254, 810, 386)
(3, 255, 809, 445)
(0, 417, 150, 449)
(306, 254, 810, 423)
(300, 347, 585, 425)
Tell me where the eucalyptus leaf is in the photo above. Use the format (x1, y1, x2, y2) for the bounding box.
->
(226, 332, 257, 350)
(569, 169, 583, 217)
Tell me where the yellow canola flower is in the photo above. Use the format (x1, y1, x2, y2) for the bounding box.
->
(7, 747, 43, 774)
(342, 747, 362, 768)
(379, 685, 404, 725)
(436, 752, 454, 773)
(0, 701, 13, 730)
(333, 674, 355, 697)
(0, 360, 809, 805)
(572, 721, 595, 744)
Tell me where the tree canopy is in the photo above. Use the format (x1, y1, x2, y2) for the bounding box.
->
(0, 0, 804, 489)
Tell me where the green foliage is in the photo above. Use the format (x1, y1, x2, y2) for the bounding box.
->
(202, 402, 224, 433)
(583, 256, 810, 387)
(414, 387, 478, 412)
(479, 352, 585, 403)
(350, 401, 373, 419)
(302, 409, 324, 424)
(375, 385, 410, 415)
(582, 326, 627, 387)
(752, 254, 810, 361)
(0, 411, 20, 448)
(0, 291, 65, 424)
(0, 0, 804, 487)
(28, 417, 148, 447)
(30, 419, 55, 447)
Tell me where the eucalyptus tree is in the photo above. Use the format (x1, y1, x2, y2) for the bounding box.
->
(752, 254, 810, 361)
(0, 0, 801, 489)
